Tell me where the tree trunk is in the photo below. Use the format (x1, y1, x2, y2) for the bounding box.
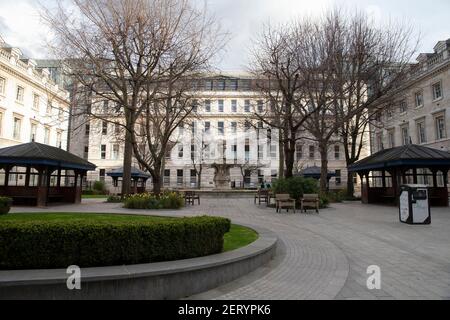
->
(284, 145, 295, 179)
(278, 132, 285, 179)
(197, 169, 202, 190)
(319, 145, 329, 194)
(121, 129, 133, 198)
(152, 173, 162, 195)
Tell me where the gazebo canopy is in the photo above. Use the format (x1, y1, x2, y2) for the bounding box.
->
(349, 145, 450, 173)
(347, 145, 450, 207)
(0, 142, 96, 171)
(296, 166, 336, 179)
(0, 142, 96, 207)
(107, 167, 151, 179)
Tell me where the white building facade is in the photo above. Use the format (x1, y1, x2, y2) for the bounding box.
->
(371, 39, 450, 154)
(0, 38, 70, 150)
(72, 74, 367, 192)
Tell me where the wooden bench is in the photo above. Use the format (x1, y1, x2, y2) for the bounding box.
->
(184, 191, 200, 205)
(301, 194, 319, 213)
(276, 194, 296, 213)
(254, 189, 270, 205)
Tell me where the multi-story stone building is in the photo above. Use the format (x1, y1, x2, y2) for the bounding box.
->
(0, 36, 70, 150)
(72, 72, 367, 192)
(370, 39, 450, 154)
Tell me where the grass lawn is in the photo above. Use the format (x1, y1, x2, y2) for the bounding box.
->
(0, 213, 259, 252)
(223, 224, 259, 252)
(82, 195, 109, 199)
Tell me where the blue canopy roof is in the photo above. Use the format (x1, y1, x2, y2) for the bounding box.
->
(107, 167, 151, 179)
(348, 145, 450, 173)
(295, 166, 336, 179)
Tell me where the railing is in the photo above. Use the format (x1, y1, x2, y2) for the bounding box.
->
(0, 49, 11, 61)
(408, 50, 449, 79)
(427, 52, 444, 68)
(0, 48, 68, 99)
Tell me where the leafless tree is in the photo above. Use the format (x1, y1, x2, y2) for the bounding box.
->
(189, 131, 210, 190)
(250, 9, 418, 194)
(132, 79, 197, 194)
(129, 3, 225, 194)
(248, 20, 323, 179)
(41, 0, 224, 196)
(330, 11, 418, 197)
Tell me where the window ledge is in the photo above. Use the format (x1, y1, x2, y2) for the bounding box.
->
(432, 97, 443, 103)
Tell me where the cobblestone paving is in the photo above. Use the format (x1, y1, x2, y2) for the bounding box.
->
(11, 198, 450, 300)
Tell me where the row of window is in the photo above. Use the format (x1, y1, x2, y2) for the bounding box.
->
(376, 112, 447, 149)
(0, 76, 64, 117)
(180, 120, 267, 136)
(192, 99, 266, 114)
(295, 144, 342, 160)
(85, 122, 121, 136)
(176, 140, 277, 161)
(192, 79, 252, 92)
(84, 144, 120, 160)
(0, 111, 62, 145)
(377, 81, 444, 121)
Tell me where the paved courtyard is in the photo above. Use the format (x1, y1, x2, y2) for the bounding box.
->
(11, 198, 450, 300)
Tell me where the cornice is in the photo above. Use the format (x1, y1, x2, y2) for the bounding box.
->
(0, 61, 70, 107)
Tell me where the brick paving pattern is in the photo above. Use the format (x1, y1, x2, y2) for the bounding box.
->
(11, 198, 450, 300)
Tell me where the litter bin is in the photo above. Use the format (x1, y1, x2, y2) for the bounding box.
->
(399, 185, 431, 225)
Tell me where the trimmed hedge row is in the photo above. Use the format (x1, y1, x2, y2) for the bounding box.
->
(124, 192, 185, 210)
(0, 216, 231, 270)
(0, 197, 12, 215)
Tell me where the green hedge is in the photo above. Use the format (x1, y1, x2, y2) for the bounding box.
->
(0, 197, 12, 215)
(273, 177, 319, 200)
(124, 192, 184, 210)
(0, 216, 231, 270)
(106, 195, 122, 203)
(273, 178, 333, 208)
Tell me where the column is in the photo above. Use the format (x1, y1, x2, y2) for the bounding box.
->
(74, 171, 82, 204)
(4, 166, 10, 187)
(25, 166, 31, 187)
(36, 167, 49, 208)
(57, 168, 62, 188)
(432, 170, 438, 188)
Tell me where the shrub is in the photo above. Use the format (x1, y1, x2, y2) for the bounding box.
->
(0, 197, 12, 215)
(124, 192, 184, 210)
(82, 189, 95, 196)
(0, 216, 231, 270)
(106, 195, 122, 203)
(273, 177, 319, 200)
(93, 181, 107, 194)
(326, 190, 345, 203)
(319, 194, 330, 208)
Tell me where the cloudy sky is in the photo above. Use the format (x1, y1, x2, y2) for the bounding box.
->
(0, 0, 449, 70)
